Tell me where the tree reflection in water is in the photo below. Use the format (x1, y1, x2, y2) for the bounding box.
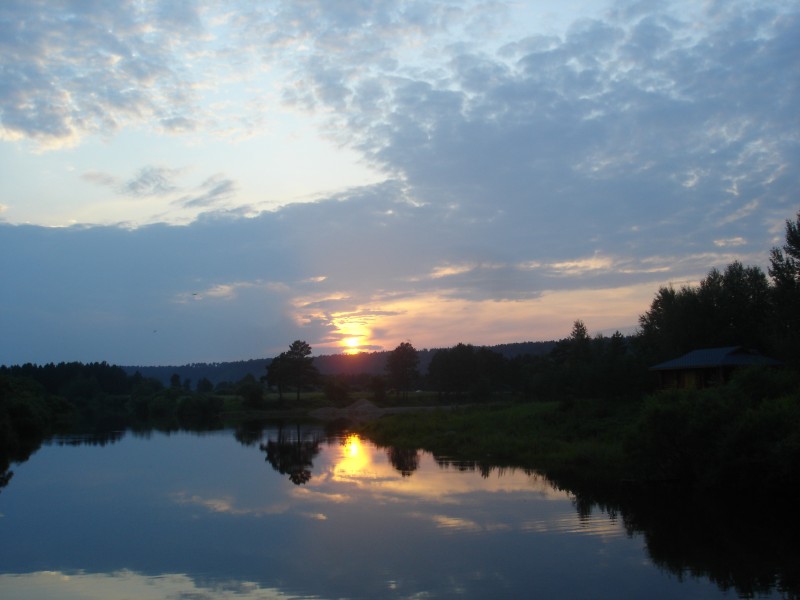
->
(386, 446, 420, 476)
(424, 455, 800, 600)
(615, 491, 800, 599)
(260, 422, 321, 485)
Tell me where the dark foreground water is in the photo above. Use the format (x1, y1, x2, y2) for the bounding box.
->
(0, 425, 795, 599)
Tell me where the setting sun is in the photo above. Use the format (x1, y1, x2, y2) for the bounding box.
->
(330, 314, 374, 354)
(344, 337, 361, 354)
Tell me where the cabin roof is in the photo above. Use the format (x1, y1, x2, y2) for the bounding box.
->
(650, 346, 782, 371)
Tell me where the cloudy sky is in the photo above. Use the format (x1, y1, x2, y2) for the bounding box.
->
(1, 0, 798, 366)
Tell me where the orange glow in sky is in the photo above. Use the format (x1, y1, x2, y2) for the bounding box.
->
(320, 311, 376, 354)
(316, 281, 662, 356)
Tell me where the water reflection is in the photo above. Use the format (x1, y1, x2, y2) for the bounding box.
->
(0, 570, 303, 600)
(260, 422, 321, 485)
(0, 426, 796, 599)
(338, 434, 371, 475)
(52, 430, 126, 447)
(386, 446, 419, 476)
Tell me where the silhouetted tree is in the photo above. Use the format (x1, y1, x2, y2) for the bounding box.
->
(428, 343, 505, 401)
(266, 352, 289, 403)
(283, 340, 318, 402)
(169, 373, 181, 389)
(568, 319, 591, 364)
(196, 377, 214, 394)
(472, 346, 506, 400)
(368, 374, 387, 402)
(430, 343, 471, 399)
(386, 342, 419, 400)
(266, 342, 318, 403)
(237, 374, 263, 409)
(323, 375, 350, 406)
(637, 286, 695, 362)
(700, 262, 770, 349)
(638, 261, 771, 362)
(769, 210, 800, 363)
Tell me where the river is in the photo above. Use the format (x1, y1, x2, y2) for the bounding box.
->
(0, 424, 794, 599)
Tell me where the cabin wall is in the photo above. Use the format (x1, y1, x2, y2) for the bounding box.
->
(658, 366, 735, 390)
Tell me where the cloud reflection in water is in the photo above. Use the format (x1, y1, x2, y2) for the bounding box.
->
(0, 570, 304, 600)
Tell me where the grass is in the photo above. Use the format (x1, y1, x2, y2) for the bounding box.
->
(357, 369, 800, 502)
(357, 399, 639, 486)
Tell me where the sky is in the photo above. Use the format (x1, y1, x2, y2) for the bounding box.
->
(1, 0, 798, 366)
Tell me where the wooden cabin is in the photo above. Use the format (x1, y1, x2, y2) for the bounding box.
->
(650, 346, 782, 390)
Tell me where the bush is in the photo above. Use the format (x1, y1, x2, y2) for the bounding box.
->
(177, 394, 224, 424)
(236, 376, 264, 409)
(627, 370, 800, 493)
(323, 376, 350, 407)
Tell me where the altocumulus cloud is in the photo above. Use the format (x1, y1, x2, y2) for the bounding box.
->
(0, 0, 798, 364)
(0, 0, 200, 147)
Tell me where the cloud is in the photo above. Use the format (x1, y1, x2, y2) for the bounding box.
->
(3, 168, 778, 364)
(0, 1, 197, 148)
(122, 166, 182, 197)
(80, 165, 239, 221)
(714, 237, 747, 248)
(1, 1, 797, 364)
(546, 255, 616, 277)
(81, 171, 121, 188)
(159, 115, 197, 133)
(284, 1, 798, 254)
(174, 175, 237, 209)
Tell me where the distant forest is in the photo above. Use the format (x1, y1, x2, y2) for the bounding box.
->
(121, 340, 559, 387)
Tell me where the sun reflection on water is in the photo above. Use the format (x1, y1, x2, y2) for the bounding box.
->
(345, 435, 361, 457)
(335, 434, 371, 476)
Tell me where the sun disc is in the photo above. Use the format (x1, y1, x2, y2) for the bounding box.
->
(343, 337, 361, 354)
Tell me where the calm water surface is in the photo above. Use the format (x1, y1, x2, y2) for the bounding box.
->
(0, 426, 789, 599)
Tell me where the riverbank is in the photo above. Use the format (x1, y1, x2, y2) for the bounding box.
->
(3, 365, 798, 500)
(358, 399, 634, 487)
(309, 398, 454, 421)
(357, 369, 800, 499)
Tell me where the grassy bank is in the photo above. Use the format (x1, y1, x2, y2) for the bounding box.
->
(359, 368, 800, 498)
(359, 399, 637, 486)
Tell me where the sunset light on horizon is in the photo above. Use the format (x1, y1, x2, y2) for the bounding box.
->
(1, 0, 797, 366)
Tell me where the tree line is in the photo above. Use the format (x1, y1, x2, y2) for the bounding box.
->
(120, 341, 559, 387)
